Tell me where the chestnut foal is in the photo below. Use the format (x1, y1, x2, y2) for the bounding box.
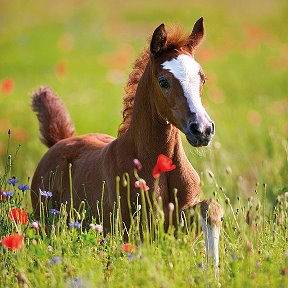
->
(31, 17, 223, 270)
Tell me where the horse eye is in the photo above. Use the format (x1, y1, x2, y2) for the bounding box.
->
(158, 77, 170, 90)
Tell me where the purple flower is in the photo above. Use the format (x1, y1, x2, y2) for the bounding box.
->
(127, 253, 134, 262)
(49, 209, 60, 215)
(2, 191, 14, 197)
(49, 256, 62, 265)
(133, 159, 142, 171)
(89, 223, 103, 233)
(198, 262, 203, 268)
(31, 221, 41, 229)
(231, 253, 237, 260)
(69, 221, 82, 228)
(39, 189, 52, 198)
(7, 177, 19, 186)
(67, 277, 84, 288)
(18, 184, 29, 191)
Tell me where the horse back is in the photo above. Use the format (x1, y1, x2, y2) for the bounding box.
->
(30, 133, 115, 215)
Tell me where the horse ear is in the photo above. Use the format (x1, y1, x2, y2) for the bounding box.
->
(150, 24, 167, 56)
(187, 17, 204, 50)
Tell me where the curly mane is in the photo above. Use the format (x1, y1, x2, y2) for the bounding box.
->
(118, 26, 190, 136)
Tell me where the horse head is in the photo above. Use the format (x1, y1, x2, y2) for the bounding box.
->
(149, 17, 215, 147)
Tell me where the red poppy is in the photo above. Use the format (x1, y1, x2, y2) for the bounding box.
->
(134, 180, 150, 191)
(1, 233, 24, 251)
(121, 243, 136, 253)
(8, 208, 28, 225)
(152, 154, 176, 178)
(1, 78, 14, 94)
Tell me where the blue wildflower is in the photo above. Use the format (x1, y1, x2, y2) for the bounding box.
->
(39, 189, 52, 198)
(69, 222, 82, 228)
(7, 177, 19, 185)
(49, 209, 60, 215)
(231, 253, 237, 261)
(49, 256, 62, 265)
(127, 253, 134, 262)
(67, 277, 84, 288)
(198, 262, 203, 268)
(18, 184, 29, 191)
(2, 191, 14, 197)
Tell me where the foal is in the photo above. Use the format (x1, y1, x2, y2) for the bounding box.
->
(31, 17, 223, 269)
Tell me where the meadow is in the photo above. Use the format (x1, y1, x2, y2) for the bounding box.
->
(0, 0, 287, 287)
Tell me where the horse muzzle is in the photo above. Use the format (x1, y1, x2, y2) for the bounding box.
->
(185, 120, 215, 147)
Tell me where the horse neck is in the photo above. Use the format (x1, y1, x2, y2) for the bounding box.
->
(126, 62, 182, 160)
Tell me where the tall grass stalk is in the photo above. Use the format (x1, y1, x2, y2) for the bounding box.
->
(68, 163, 74, 221)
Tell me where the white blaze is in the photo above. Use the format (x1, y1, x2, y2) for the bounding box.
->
(162, 54, 206, 116)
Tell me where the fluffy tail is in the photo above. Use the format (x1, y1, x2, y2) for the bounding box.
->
(32, 86, 75, 148)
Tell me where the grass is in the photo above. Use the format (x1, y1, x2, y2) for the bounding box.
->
(0, 0, 287, 287)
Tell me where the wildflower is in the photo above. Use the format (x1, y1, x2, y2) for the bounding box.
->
(31, 221, 41, 229)
(7, 177, 19, 186)
(18, 184, 29, 192)
(99, 238, 105, 245)
(2, 191, 14, 197)
(1, 233, 24, 251)
(127, 253, 134, 262)
(49, 256, 62, 265)
(31, 239, 37, 245)
(90, 223, 103, 233)
(47, 245, 53, 252)
(69, 221, 82, 228)
(122, 243, 136, 253)
(231, 253, 237, 261)
(8, 208, 28, 224)
(49, 209, 60, 215)
(168, 202, 175, 212)
(152, 154, 176, 178)
(134, 179, 150, 191)
(39, 188, 52, 198)
(1, 78, 14, 94)
(133, 158, 142, 171)
(198, 262, 203, 268)
(69, 277, 84, 288)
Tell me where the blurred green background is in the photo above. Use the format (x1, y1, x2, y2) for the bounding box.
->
(0, 0, 287, 202)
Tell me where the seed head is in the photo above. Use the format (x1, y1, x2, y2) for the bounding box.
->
(168, 202, 175, 212)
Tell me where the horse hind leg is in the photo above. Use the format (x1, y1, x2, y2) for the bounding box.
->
(199, 199, 224, 274)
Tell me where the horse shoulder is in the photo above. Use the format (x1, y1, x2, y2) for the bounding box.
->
(168, 152, 201, 210)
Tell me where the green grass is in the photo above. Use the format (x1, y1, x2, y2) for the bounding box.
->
(0, 0, 287, 287)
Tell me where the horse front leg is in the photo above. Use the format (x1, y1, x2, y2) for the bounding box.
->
(184, 199, 224, 275)
(200, 199, 224, 275)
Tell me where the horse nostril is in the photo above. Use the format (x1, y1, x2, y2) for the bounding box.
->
(211, 122, 215, 135)
(205, 122, 215, 136)
(189, 122, 201, 135)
